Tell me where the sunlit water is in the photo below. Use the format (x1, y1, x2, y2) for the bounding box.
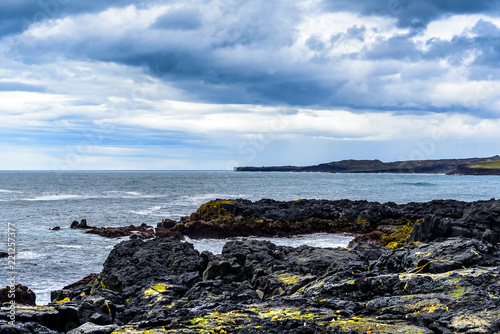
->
(1, 171, 499, 304)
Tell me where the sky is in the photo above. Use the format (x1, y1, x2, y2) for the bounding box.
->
(1, 0, 500, 170)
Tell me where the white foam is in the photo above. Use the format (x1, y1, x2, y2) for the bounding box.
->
(23, 194, 85, 201)
(188, 233, 354, 255)
(130, 206, 165, 216)
(175, 193, 246, 206)
(0, 189, 16, 193)
(17, 251, 44, 259)
(57, 245, 84, 249)
(105, 191, 163, 199)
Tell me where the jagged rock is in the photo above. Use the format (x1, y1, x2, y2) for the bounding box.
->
(70, 199, 500, 248)
(0, 321, 59, 334)
(157, 219, 177, 229)
(67, 322, 118, 334)
(63, 274, 99, 290)
(167, 198, 500, 246)
(70, 219, 92, 229)
(84, 224, 182, 239)
(0, 285, 36, 306)
(10, 197, 500, 333)
(373, 237, 498, 274)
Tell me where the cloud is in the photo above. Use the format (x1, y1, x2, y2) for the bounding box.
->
(0, 0, 152, 37)
(6, 5, 500, 115)
(320, 0, 500, 30)
(0, 81, 46, 92)
(362, 34, 422, 60)
(152, 8, 202, 30)
(1, 1, 500, 169)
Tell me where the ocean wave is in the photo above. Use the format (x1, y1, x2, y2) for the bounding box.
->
(0, 189, 17, 193)
(105, 191, 164, 199)
(23, 194, 86, 201)
(130, 206, 166, 216)
(123, 191, 142, 196)
(397, 182, 436, 187)
(17, 251, 44, 259)
(175, 193, 247, 206)
(57, 245, 84, 249)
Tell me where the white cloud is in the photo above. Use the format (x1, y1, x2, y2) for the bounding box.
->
(1, 1, 500, 169)
(416, 14, 500, 42)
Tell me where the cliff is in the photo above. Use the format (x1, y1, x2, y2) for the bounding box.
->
(236, 155, 500, 175)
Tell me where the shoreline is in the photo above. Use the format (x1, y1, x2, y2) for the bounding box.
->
(1, 197, 499, 333)
(236, 155, 500, 175)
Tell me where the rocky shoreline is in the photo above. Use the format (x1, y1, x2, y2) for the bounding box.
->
(1, 198, 500, 333)
(69, 198, 500, 247)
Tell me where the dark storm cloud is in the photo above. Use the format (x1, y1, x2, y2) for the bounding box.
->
(152, 8, 202, 30)
(4, 0, 500, 114)
(358, 18, 500, 70)
(0, 0, 151, 37)
(362, 35, 422, 61)
(321, 0, 500, 30)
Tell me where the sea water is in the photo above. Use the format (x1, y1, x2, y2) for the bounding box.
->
(1, 171, 499, 304)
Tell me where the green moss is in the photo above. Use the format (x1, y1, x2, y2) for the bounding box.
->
(354, 217, 370, 228)
(380, 224, 413, 246)
(194, 200, 237, 220)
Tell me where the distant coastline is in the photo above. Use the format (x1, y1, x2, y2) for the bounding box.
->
(236, 155, 500, 175)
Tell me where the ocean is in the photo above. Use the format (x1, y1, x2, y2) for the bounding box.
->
(1, 171, 500, 305)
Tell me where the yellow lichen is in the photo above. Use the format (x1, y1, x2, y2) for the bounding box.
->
(386, 242, 398, 249)
(276, 273, 301, 285)
(55, 297, 71, 305)
(144, 283, 171, 296)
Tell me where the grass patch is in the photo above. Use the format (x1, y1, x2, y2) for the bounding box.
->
(468, 161, 500, 169)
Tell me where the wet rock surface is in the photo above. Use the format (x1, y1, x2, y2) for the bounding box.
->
(3, 234, 499, 333)
(0, 285, 36, 306)
(2, 198, 500, 333)
(68, 199, 500, 246)
(171, 198, 500, 246)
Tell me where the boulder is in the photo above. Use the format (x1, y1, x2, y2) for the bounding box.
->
(0, 284, 36, 306)
(70, 220, 92, 229)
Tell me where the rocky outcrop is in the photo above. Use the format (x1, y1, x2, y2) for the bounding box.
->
(170, 198, 500, 247)
(70, 220, 91, 229)
(0, 252, 8, 258)
(67, 199, 500, 250)
(84, 223, 182, 239)
(67, 221, 182, 239)
(236, 155, 500, 175)
(0, 284, 36, 306)
(4, 228, 500, 334)
(8, 197, 497, 333)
